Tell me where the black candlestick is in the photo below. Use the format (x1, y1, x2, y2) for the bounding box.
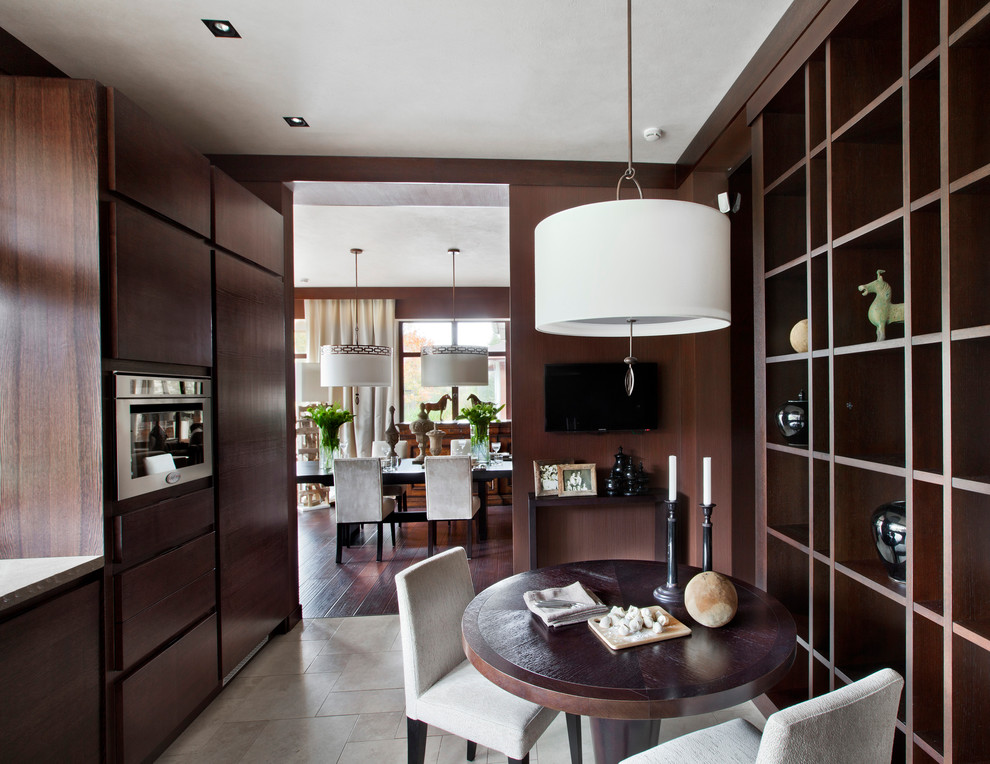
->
(654, 499, 683, 603)
(701, 503, 716, 572)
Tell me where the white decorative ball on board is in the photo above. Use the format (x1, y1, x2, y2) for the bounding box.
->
(684, 571, 738, 628)
(789, 319, 809, 353)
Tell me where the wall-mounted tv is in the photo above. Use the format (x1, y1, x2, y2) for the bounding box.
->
(544, 362, 659, 432)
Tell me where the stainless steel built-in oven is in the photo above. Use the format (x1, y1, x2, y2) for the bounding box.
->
(114, 373, 212, 500)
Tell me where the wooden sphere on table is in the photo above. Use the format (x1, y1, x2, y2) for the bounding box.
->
(789, 319, 809, 353)
(684, 571, 738, 628)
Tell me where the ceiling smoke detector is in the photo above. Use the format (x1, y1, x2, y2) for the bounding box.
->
(643, 127, 664, 142)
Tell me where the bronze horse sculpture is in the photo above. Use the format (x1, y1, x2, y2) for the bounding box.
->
(419, 394, 451, 419)
(858, 269, 904, 342)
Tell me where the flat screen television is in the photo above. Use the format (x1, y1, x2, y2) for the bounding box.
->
(544, 362, 659, 432)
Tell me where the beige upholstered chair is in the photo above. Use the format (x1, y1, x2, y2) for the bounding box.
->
(450, 438, 471, 456)
(333, 457, 396, 563)
(424, 456, 480, 558)
(620, 668, 903, 764)
(395, 547, 558, 764)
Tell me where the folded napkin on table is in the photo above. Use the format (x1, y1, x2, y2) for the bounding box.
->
(523, 581, 608, 628)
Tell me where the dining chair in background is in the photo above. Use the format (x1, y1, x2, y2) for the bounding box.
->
(332, 457, 396, 563)
(424, 456, 479, 558)
(619, 667, 903, 764)
(395, 547, 560, 764)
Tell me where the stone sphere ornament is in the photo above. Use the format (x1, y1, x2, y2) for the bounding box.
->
(684, 571, 738, 628)
(789, 319, 809, 353)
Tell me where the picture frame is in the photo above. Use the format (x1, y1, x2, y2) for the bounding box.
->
(533, 459, 568, 497)
(557, 463, 598, 497)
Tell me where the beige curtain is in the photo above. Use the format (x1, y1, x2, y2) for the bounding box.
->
(305, 299, 399, 457)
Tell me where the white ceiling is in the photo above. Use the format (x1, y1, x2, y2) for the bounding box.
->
(0, 0, 794, 286)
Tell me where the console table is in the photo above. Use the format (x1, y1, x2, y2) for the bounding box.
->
(527, 491, 664, 569)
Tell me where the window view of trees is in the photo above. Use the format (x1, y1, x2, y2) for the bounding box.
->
(401, 321, 507, 422)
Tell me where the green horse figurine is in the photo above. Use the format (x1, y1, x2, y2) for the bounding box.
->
(858, 269, 904, 342)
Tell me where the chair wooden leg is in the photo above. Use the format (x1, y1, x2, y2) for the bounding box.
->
(376, 521, 383, 561)
(428, 521, 436, 557)
(507, 756, 529, 764)
(466, 740, 477, 761)
(566, 713, 582, 764)
(466, 516, 473, 559)
(335, 524, 345, 564)
(407, 717, 428, 764)
(390, 520, 395, 546)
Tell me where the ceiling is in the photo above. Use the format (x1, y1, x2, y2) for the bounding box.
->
(0, 0, 795, 286)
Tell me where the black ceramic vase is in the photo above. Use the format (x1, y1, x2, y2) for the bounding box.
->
(774, 389, 808, 447)
(870, 500, 907, 582)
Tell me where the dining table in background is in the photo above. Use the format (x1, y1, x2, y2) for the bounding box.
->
(296, 457, 512, 542)
(461, 559, 796, 764)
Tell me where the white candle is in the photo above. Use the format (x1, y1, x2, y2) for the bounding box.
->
(702, 457, 712, 505)
(668, 455, 677, 501)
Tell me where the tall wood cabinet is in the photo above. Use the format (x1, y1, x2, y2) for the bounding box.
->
(752, 1, 990, 761)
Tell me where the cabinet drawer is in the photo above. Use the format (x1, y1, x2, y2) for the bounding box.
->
(117, 613, 218, 764)
(116, 532, 215, 621)
(114, 489, 213, 566)
(212, 168, 284, 274)
(107, 88, 211, 236)
(108, 202, 212, 366)
(116, 569, 215, 671)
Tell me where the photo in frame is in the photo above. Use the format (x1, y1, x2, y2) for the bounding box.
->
(533, 459, 570, 497)
(557, 463, 598, 497)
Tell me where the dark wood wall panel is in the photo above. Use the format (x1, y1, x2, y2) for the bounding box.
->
(213, 168, 284, 275)
(107, 88, 211, 237)
(0, 76, 103, 558)
(0, 579, 101, 761)
(215, 251, 292, 677)
(108, 201, 212, 366)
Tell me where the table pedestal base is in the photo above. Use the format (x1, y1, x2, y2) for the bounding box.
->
(590, 717, 662, 764)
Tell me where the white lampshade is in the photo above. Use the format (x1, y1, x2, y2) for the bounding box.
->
(295, 360, 325, 402)
(320, 344, 392, 387)
(534, 198, 731, 336)
(421, 345, 489, 387)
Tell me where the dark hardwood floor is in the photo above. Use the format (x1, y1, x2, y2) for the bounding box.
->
(297, 503, 516, 617)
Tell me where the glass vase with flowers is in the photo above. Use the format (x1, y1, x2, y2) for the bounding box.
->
(456, 401, 505, 465)
(305, 402, 354, 472)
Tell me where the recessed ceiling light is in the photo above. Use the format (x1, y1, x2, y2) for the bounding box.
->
(202, 19, 240, 38)
(283, 116, 310, 127)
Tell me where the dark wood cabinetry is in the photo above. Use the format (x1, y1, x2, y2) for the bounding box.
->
(107, 88, 211, 237)
(215, 251, 291, 677)
(212, 168, 284, 275)
(0, 579, 102, 762)
(753, 1, 990, 760)
(107, 201, 212, 366)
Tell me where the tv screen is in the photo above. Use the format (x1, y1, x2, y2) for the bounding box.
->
(544, 362, 659, 432)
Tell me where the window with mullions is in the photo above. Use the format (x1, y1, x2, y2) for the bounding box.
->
(400, 321, 507, 422)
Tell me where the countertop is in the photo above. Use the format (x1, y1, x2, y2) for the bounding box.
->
(0, 556, 104, 615)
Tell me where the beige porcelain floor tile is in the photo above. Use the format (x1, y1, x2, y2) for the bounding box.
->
(239, 715, 358, 764)
(437, 733, 496, 764)
(390, 629, 403, 651)
(317, 687, 406, 716)
(322, 614, 400, 654)
(157, 719, 268, 763)
(392, 716, 446, 739)
(534, 714, 592, 764)
(284, 617, 345, 641)
(655, 712, 720, 743)
(713, 700, 766, 731)
(348, 711, 406, 742)
(218, 672, 341, 722)
(333, 650, 405, 691)
(237, 636, 328, 677)
(306, 652, 351, 674)
(337, 734, 441, 764)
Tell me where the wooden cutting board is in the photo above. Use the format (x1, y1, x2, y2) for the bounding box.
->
(588, 605, 691, 651)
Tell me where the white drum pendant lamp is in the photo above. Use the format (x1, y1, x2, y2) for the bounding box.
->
(319, 248, 392, 389)
(534, 0, 731, 342)
(421, 248, 489, 387)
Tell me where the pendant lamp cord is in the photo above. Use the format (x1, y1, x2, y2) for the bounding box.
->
(450, 248, 458, 323)
(618, 0, 643, 201)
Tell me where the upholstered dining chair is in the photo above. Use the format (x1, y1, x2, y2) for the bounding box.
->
(424, 456, 480, 558)
(395, 547, 560, 764)
(332, 457, 396, 564)
(619, 667, 903, 764)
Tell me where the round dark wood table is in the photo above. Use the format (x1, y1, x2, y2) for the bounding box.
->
(461, 560, 796, 764)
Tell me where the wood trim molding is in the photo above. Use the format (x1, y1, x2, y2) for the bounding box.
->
(207, 154, 680, 189)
